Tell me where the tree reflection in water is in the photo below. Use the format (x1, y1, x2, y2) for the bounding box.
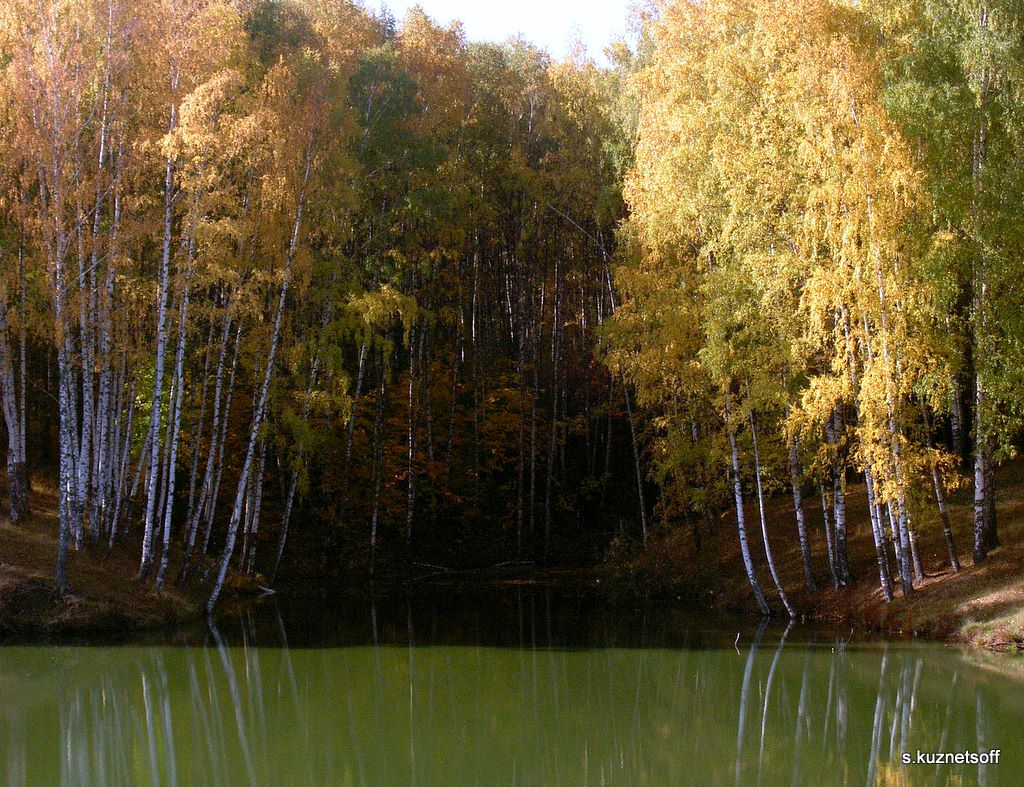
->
(0, 595, 1018, 786)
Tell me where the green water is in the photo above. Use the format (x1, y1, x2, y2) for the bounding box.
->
(0, 592, 1020, 785)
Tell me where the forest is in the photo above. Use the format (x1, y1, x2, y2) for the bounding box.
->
(1, 0, 1023, 620)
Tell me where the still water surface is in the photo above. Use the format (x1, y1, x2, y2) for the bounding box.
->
(1, 590, 1021, 785)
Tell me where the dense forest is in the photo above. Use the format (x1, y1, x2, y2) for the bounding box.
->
(1, 0, 1022, 616)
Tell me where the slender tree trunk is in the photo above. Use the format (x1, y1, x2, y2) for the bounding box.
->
(971, 33, 995, 564)
(602, 263, 647, 545)
(907, 516, 925, 582)
(179, 316, 236, 582)
(864, 468, 894, 602)
(338, 336, 367, 525)
(622, 379, 648, 547)
(406, 324, 418, 548)
(543, 263, 561, 561)
(140, 82, 179, 580)
(750, 411, 796, 620)
(529, 315, 539, 539)
(724, 393, 770, 616)
(54, 260, 76, 596)
(207, 149, 311, 614)
(820, 483, 838, 590)
(155, 265, 195, 591)
(839, 307, 890, 599)
(369, 375, 386, 577)
(197, 322, 242, 566)
(825, 412, 851, 586)
(516, 322, 526, 555)
(972, 407, 990, 564)
(950, 382, 965, 464)
(243, 438, 267, 576)
(272, 465, 300, 585)
(0, 276, 29, 523)
(108, 380, 136, 549)
(885, 502, 901, 573)
(444, 310, 461, 493)
(271, 348, 321, 584)
(75, 199, 94, 548)
(184, 324, 215, 531)
(598, 376, 615, 513)
(867, 236, 914, 595)
(17, 240, 28, 518)
(931, 463, 960, 573)
(787, 432, 815, 590)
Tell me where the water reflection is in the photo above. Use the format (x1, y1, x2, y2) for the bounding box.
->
(0, 595, 1019, 786)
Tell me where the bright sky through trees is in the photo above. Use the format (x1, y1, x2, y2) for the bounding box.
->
(378, 0, 632, 60)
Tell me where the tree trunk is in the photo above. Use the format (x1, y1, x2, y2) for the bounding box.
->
(198, 322, 243, 566)
(179, 317, 236, 581)
(140, 86, 179, 580)
(207, 149, 311, 614)
(369, 375, 386, 577)
(787, 433, 815, 590)
(972, 406, 989, 563)
(826, 411, 851, 586)
(920, 403, 960, 572)
(750, 411, 796, 620)
(820, 483, 838, 590)
(108, 380, 136, 548)
(867, 238, 913, 595)
(271, 348, 322, 584)
(243, 438, 267, 576)
(907, 517, 925, 582)
(602, 263, 647, 546)
(622, 378, 648, 547)
(971, 31, 995, 564)
(184, 321, 216, 539)
(155, 264, 195, 592)
(0, 276, 29, 523)
(17, 240, 29, 518)
(932, 463, 960, 573)
(724, 393, 770, 616)
(543, 262, 561, 561)
(406, 324, 418, 548)
(864, 468, 894, 602)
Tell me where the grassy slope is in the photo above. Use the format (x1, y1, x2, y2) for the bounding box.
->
(0, 483, 206, 637)
(613, 458, 1024, 649)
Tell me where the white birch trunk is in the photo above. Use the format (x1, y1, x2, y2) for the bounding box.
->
(787, 433, 815, 590)
(155, 264, 194, 591)
(180, 315, 235, 580)
(207, 151, 311, 613)
(0, 274, 29, 523)
(749, 411, 796, 620)
(140, 79, 179, 579)
(864, 467, 894, 602)
(724, 393, 770, 616)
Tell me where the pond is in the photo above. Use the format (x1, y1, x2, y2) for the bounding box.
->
(0, 589, 1020, 785)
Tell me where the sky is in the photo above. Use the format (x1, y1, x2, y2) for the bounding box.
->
(377, 0, 634, 63)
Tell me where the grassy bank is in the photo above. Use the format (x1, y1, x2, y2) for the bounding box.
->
(609, 459, 1024, 650)
(0, 484, 224, 637)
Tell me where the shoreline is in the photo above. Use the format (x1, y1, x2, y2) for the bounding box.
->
(604, 462, 1024, 653)
(0, 486, 244, 640)
(2, 483, 1022, 650)
(0, 561, 1020, 649)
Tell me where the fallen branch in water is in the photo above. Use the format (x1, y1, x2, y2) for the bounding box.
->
(983, 640, 1023, 652)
